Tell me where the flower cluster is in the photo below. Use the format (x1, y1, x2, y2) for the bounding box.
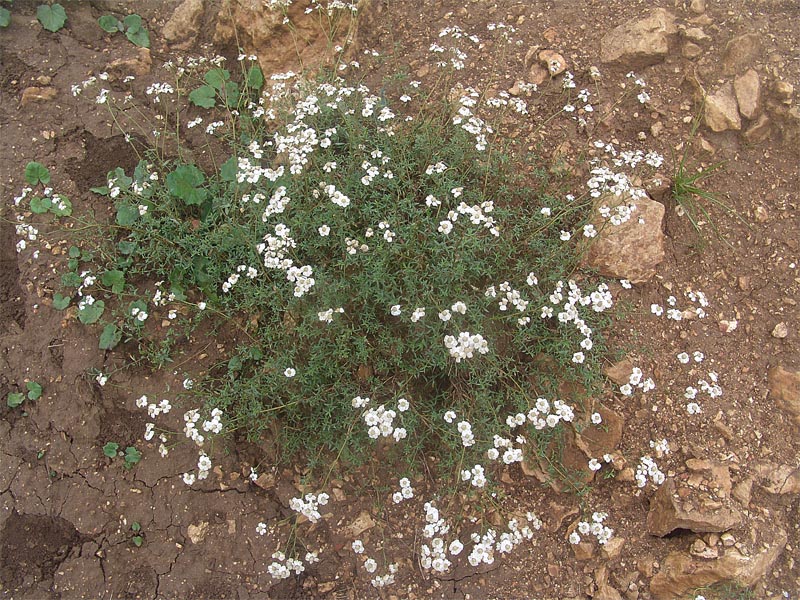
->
(289, 492, 330, 522)
(635, 455, 665, 488)
(618, 366, 656, 396)
(392, 477, 414, 503)
(443, 332, 489, 362)
(452, 88, 492, 151)
(267, 551, 315, 580)
(568, 512, 614, 545)
(362, 402, 407, 441)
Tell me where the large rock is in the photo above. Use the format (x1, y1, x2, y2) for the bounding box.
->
(752, 461, 800, 495)
(722, 33, 761, 75)
(734, 69, 761, 120)
(650, 522, 787, 599)
(163, 0, 205, 47)
(767, 365, 800, 424)
(704, 83, 741, 132)
(583, 191, 665, 283)
(647, 462, 743, 537)
(600, 9, 677, 67)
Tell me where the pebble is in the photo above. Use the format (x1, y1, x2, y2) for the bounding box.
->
(772, 322, 789, 338)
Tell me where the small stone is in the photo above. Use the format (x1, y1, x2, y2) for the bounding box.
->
(682, 42, 703, 59)
(721, 533, 736, 547)
(744, 114, 771, 143)
(719, 319, 738, 333)
(704, 83, 741, 132)
(767, 366, 800, 423)
(187, 521, 209, 544)
(754, 205, 769, 222)
(774, 81, 794, 101)
(650, 121, 665, 137)
(689, 0, 706, 13)
(346, 510, 376, 538)
(690, 538, 719, 559)
(538, 49, 567, 75)
(684, 27, 710, 43)
(572, 540, 595, 560)
(771, 322, 789, 338)
(602, 536, 625, 561)
(36, 75, 52, 85)
(21, 86, 57, 105)
(734, 69, 761, 120)
(604, 358, 634, 386)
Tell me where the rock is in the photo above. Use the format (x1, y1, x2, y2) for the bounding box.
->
(682, 42, 702, 59)
(106, 48, 152, 79)
(539, 49, 567, 76)
(583, 191, 665, 284)
(704, 84, 741, 132)
(771, 322, 789, 338)
(752, 461, 800, 495)
(163, 0, 205, 46)
(774, 80, 794, 102)
(345, 510, 375, 538)
(602, 536, 625, 561)
(690, 538, 719, 559)
(734, 69, 761, 119)
(732, 478, 753, 505)
(187, 521, 209, 544)
(722, 33, 761, 75)
(575, 403, 624, 459)
(650, 522, 787, 598)
(594, 565, 624, 600)
(21, 86, 57, 105)
(572, 539, 595, 560)
(689, 0, 706, 13)
(646, 476, 743, 537)
(718, 319, 738, 333)
(528, 63, 549, 86)
(600, 8, 677, 67)
(744, 114, 771, 143)
(684, 27, 710, 43)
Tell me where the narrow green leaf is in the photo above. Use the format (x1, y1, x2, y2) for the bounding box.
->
(90, 185, 109, 195)
(37, 3, 67, 32)
(25, 161, 50, 185)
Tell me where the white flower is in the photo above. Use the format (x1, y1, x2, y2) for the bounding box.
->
(569, 531, 581, 544)
(352, 540, 365, 554)
(256, 522, 267, 535)
(591, 412, 602, 425)
(572, 351, 585, 364)
(588, 458, 602, 471)
(443, 410, 456, 423)
(182, 472, 196, 486)
(318, 224, 330, 236)
(397, 398, 409, 412)
(364, 558, 377, 573)
(284, 367, 296, 378)
(390, 304, 401, 316)
(677, 352, 690, 364)
(651, 303, 663, 316)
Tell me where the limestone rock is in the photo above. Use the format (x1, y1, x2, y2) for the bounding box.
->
(722, 33, 761, 75)
(767, 365, 800, 423)
(583, 191, 665, 283)
(163, 0, 205, 46)
(106, 47, 152, 79)
(753, 461, 800, 495)
(744, 114, 771, 143)
(689, 0, 706, 14)
(682, 42, 702, 59)
(734, 69, 761, 120)
(704, 83, 741, 132)
(345, 510, 375, 538)
(646, 474, 742, 537)
(594, 565, 623, 600)
(650, 522, 787, 599)
(21, 86, 57, 105)
(600, 8, 677, 67)
(187, 521, 209, 544)
(604, 358, 634, 386)
(575, 403, 624, 459)
(774, 80, 794, 102)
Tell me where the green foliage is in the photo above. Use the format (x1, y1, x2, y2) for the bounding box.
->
(37, 3, 66, 32)
(30, 193, 72, 217)
(26, 381, 42, 400)
(6, 392, 24, 408)
(189, 67, 250, 108)
(78, 299, 105, 325)
(99, 323, 122, 350)
(166, 164, 208, 206)
(102, 441, 119, 458)
(123, 446, 142, 469)
(25, 161, 50, 185)
(0, 7, 10, 28)
(97, 13, 149, 47)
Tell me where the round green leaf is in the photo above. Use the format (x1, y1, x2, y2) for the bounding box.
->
(97, 15, 122, 33)
(102, 441, 119, 458)
(7, 392, 24, 408)
(26, 382, 43, 400)
(116, 204, 139, 226)
(37, 3, 67, 32)
(101, 269, 125, 294)
(30, 196, 52, 214)
(122, 13, 142, 32)
(166, 164, 208, 206)
(125, 26, 149, 48)
(25, 161, 51, 185)
(189, 85, 216, 109)
(99, 323, 122, 350)
(0, 7, 11, 28)
(78, 300, 105, 325)
(52, 293, 71, 310)
(132, 535, 143, 547)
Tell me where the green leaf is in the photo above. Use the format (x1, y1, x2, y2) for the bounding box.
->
(223, 80, 240, 104)
(131, 521, 141, 532)
(90, 185, 109, 195)
(0, 7, 11, 28)
(52, 293, 71, 310)
(7, 392, 24, 408)
(189, 85, 216, 109)
(61, 272, 82, 288)
(51, 194, 72, 217)
(102, 441, 119, 458)
(125, 26, 149, 48)
(97, 15, 122, 33)
(204, 68, 230, 91)
(246, 65, 264, 90)
(118, 240, 136, 255)
(116, 204, 139, 226)
(99, 323, 122, 350)
(124, 446, 142, 467)
(78, 299, 105, 325)
(166, 164, 207, 206)
(132, 535, 143, 547)
(68, 246, 81, 259)
(30, 196, 52, 214)
(220, 156, 238, 182)
(37, 3, 67, 32)
(25, 161, 50, 185)
(101, 269, 125, 294)
(122, 13, 142, 32)
(26, 381, 42, 400)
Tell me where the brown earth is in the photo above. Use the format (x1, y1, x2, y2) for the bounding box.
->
(1, 1, 798, 599)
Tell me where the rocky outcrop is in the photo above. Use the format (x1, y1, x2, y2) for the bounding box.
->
(163, 0, 205, 48)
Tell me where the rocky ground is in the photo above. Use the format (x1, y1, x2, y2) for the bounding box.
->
(1, 1, 799, 599)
